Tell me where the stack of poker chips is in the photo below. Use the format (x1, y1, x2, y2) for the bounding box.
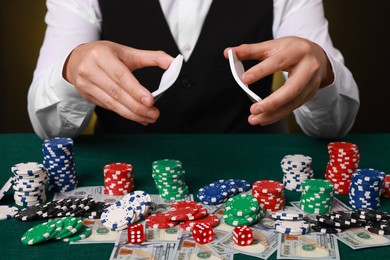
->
(280, 154, 314, 191)
(311, 210, 366, 234)
(101, 190, 151, 231)
(349, 168, 385, 210)
(223, 193, 265, 227)
(11, 162, 48, 207)
(15, 197, 108, 221)
(152, 159, 189, 200)
(146, 201, 220, 230)
(103, 162, 135, 196)
(197, 179, 251, 205)
(272, 210, 310, 236)
(300, 179, 334, 214)
(381, 175, 390, 198)
(42, 137, 78, 192)
(251, 180, 285, 212)
(325, 141, 360, 194)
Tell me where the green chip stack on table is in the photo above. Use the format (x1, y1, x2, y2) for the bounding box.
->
(152, 159, 189, 200)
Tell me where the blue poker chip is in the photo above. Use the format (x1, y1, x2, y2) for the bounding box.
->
(197, 181, 230, 205)
(234, 179, 251, 192)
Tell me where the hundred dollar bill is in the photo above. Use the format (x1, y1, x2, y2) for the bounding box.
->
(144, 225, 182, 243)
(216, 226, 278, 259)
(110, 230, 179, 260)
(53, 186, 118, 204)
(334, 227, 390, 249)
(277, 233, 340, 260)
(71, 219, 119, 244)
(174, 230, 234, 260)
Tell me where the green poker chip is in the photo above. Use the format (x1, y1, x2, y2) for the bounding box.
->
(62, 225, 92, 242)
(54, 216, 82, 240)
(21, 221, 57, 245)
(224, 194, 259, 217)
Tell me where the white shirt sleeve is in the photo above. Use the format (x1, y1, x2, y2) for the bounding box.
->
(27, 0, 101, 140)
(28, 0, 359, 139)
(273, 0, 360, 139)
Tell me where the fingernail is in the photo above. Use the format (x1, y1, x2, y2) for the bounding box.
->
(249, 115, 257, 125)
(243, 73, 254, 84)
(147, 110, 157, 119)
(141, 96, 149, 106)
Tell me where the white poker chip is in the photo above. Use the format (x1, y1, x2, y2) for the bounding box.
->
(0, 177, 14, 200)
(274, 220, 310, 235)
(100, 200, 135, 231)
(271, 210, 305, 221)
(0, 205, 19, 220)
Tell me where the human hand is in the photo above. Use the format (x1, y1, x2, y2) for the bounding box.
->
(224, 36, 334, 126)
(63, 40, 174, 125)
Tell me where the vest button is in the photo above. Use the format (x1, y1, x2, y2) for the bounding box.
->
(181, 123, 191, 132)
(181, 79, 192, 89)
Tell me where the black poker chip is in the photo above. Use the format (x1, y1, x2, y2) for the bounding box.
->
(356, 209, 389, 221)
(311, 224, 344, 234)
(316, 214, 351, 228)
(15, 203, 44, 221)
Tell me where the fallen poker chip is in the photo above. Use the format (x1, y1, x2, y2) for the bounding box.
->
(310, 224, 344, 234)
(15, 203, 44, 221)
(224, 194, 259, 217)
(0, 177, 14, 200)
(62, 225, 92, 242)
(21, 221, 58, 245)
(145, 213, 178, 229)
(180, 214, 220, 231)
(0, 205, 19, 220)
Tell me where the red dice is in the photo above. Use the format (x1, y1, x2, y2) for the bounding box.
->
(233, 225, 253, 246)
(192, 223, 214, 244)
(128, 223, 145, 244)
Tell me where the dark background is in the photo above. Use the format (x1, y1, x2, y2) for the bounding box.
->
(1, 1, 389, 134)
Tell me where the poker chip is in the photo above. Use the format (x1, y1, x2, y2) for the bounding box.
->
(21, 220, 58, 245)
(0, 177, 14, 201)
(349, 168, 385, 210)
(103, 162, 134, 196)
(152, 159, 189, 201)
(11, 162, 48, 207)
(145, 213, 178, 229)
(381, 175, 390, 198)
(223, 207, 264, 227)
(252, 180, 285, 212)
(271, 210, 305, 221)
(197, 181, 230, 205)
(274, 219, 310, 235)
(310, 224, 344, 234)
(42, 137, 78, 192)
(325, 142, 360, 195)
(54, 216, 81, 240)
(280, 154, 314, 192)
(101, 200, 136, 231)
(165, 207, 199, 221)
(62, 225, 92, 242)
(179, 214, 220, 231)
(224, 194, 259, 217)
(0, 205, 19, 220)
(300, 179, 334, 214)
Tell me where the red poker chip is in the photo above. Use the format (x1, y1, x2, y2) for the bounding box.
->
(104, 162, 134, 172)
(180, 214, 220, 231)
(145, 213, 178, 229)
(327, 141, 359, 151)
(170, 201, 202, 210)
(252, 180, 284, 194)
(165, 207, 199, 221)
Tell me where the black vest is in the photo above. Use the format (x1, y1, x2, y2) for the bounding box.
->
(96, 0, 284, 133)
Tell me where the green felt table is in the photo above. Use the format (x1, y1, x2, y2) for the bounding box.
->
(1, 133, 390, 260)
